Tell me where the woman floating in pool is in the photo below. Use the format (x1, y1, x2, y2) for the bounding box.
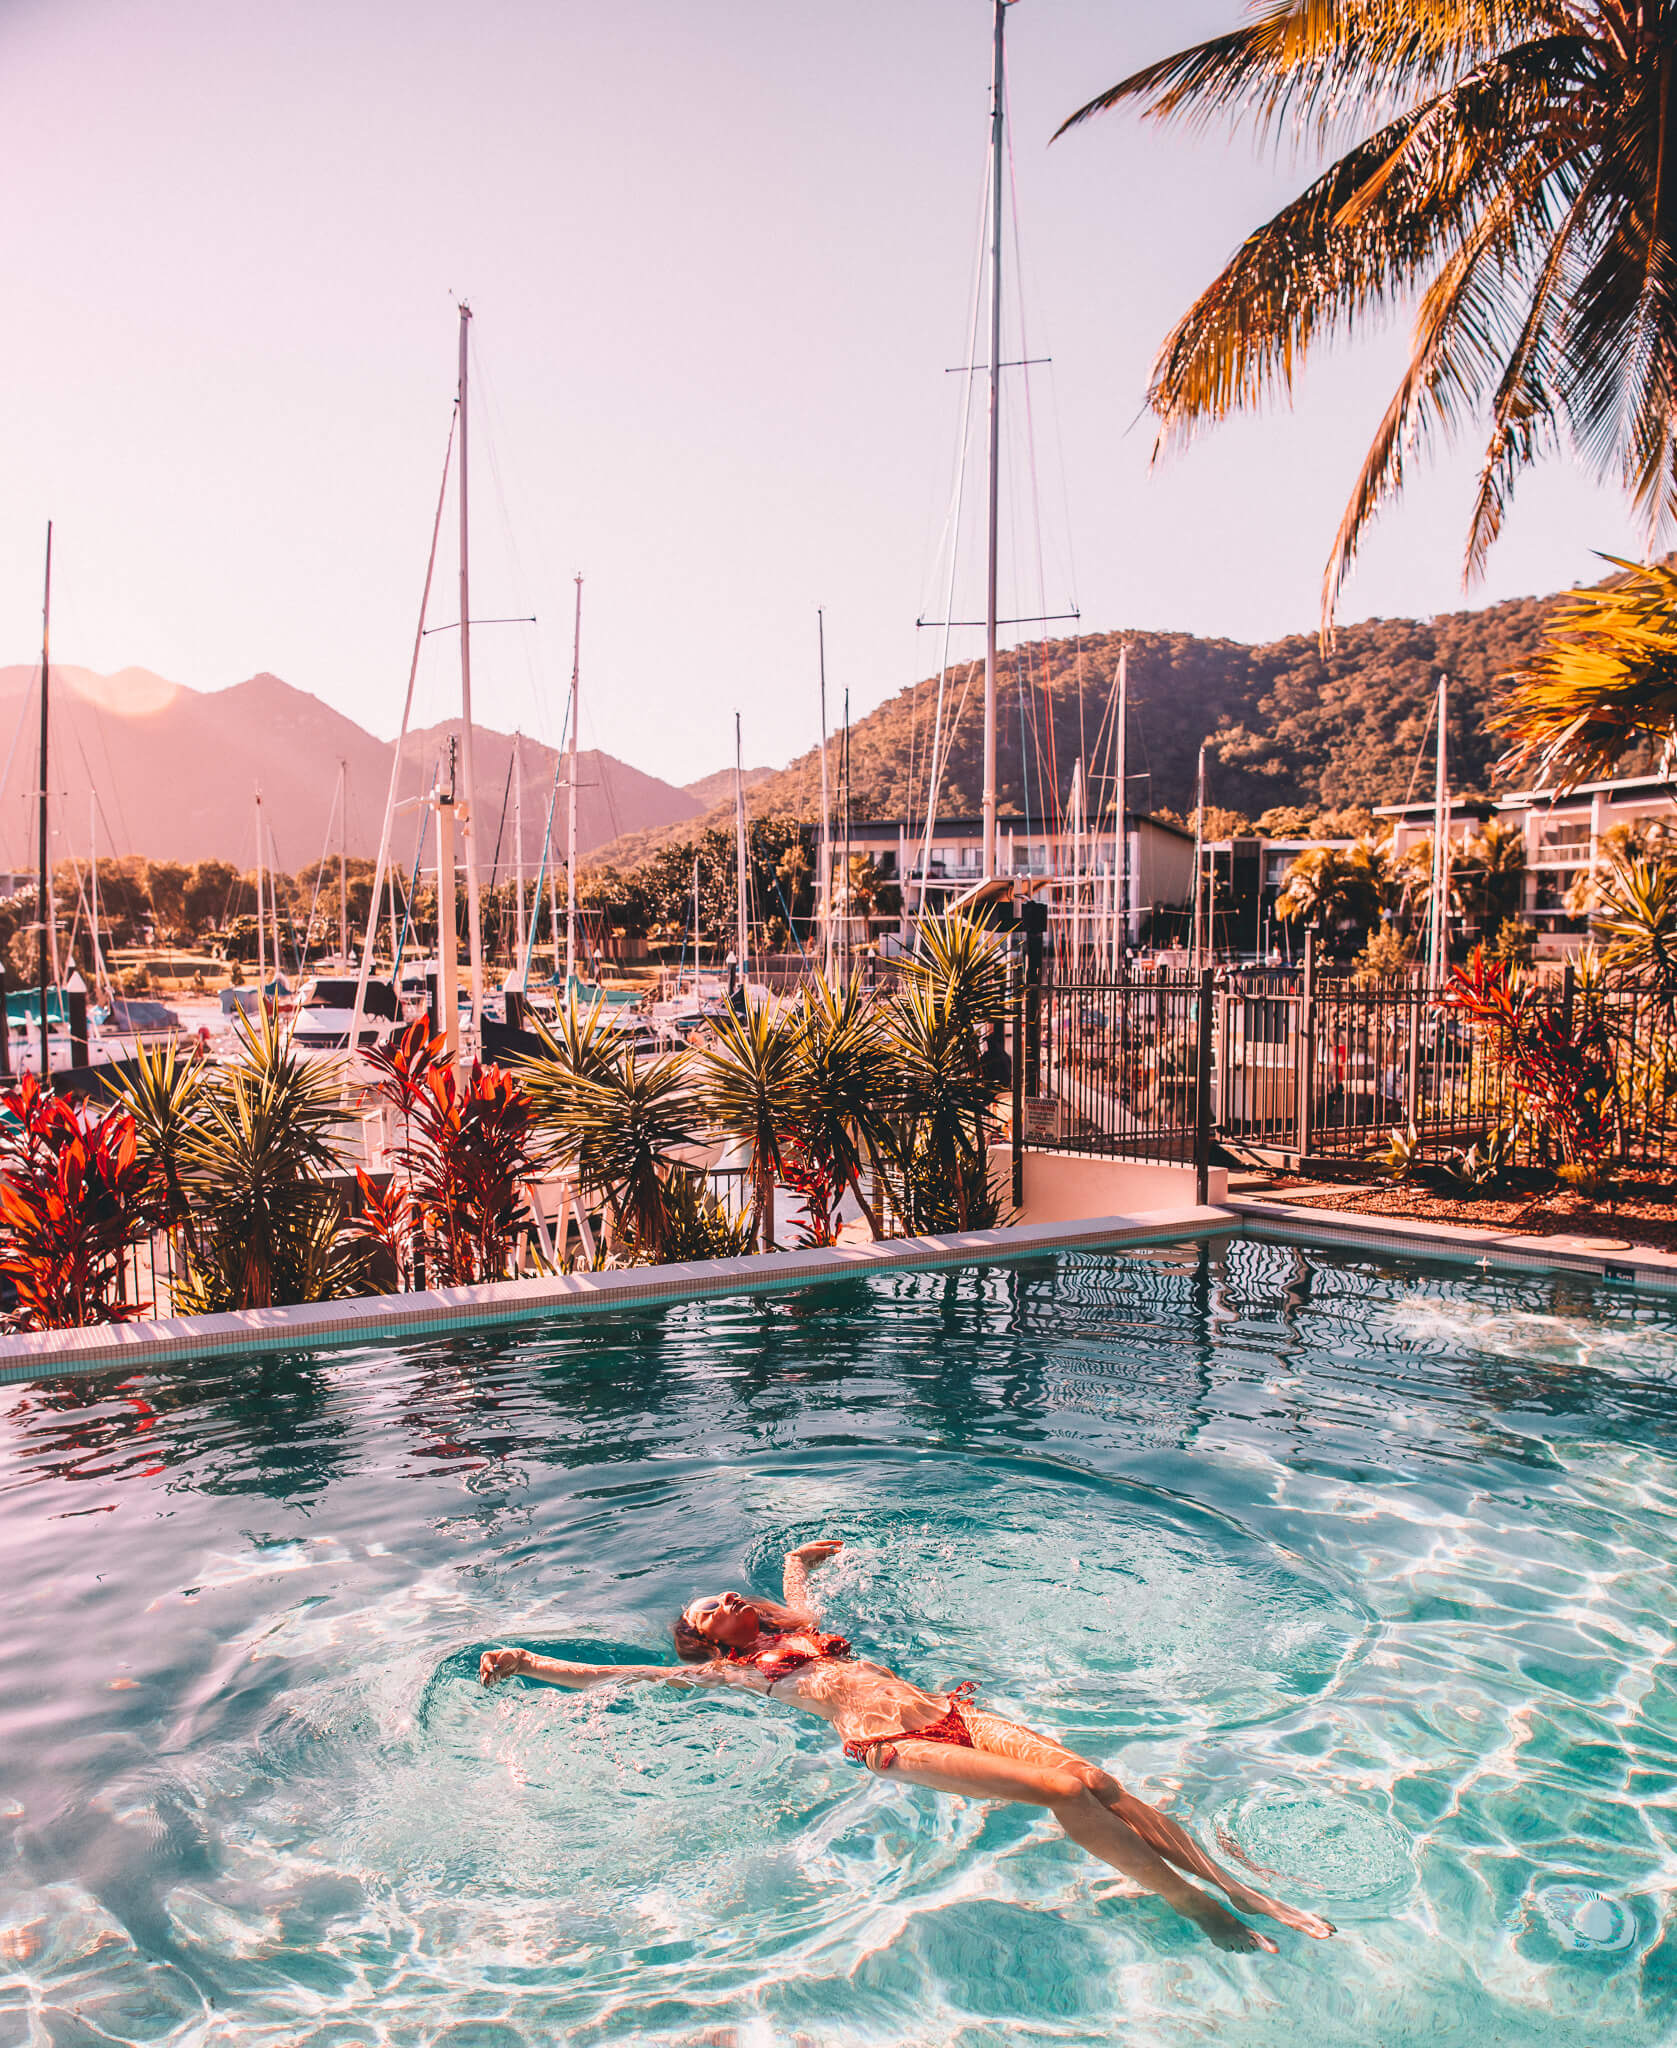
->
(480, 1538, 1333, 1954)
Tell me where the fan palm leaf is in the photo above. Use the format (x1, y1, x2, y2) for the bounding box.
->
(1492, 556, 1677, 786)
(1058, 3, 1677, 630)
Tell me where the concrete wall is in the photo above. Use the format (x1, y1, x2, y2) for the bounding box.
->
(988, 1146, 1226, 1225)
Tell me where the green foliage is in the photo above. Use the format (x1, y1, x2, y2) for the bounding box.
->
(1491, 915, 1536, 967)
(1274, 842, 1388, 949)
(1437, 1125, 1521, 1198)
(146, 1007, 368, 1313)
(692, 999, 807, 1248)
(1453, 819, 1528, 935)
(657, 1173, 759, 1263)
(792, 974, 895, 1239)
(517, 1005, 699, 1263)
(1058, 10, 1677, 633)
(1354, 923, 1415, 980)
(1494, 558, 1677, 789)
(1380, 1121, 1423, 1183)
(1583, 852, 1677, 992)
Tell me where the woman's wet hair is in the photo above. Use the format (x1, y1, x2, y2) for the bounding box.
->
(671, 1593, 803, 1662)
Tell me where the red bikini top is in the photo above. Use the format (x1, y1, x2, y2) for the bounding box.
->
(724, 1625, 852, 1680)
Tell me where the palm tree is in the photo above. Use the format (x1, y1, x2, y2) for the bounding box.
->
(1274, 844, 1384, 948)
(164, 1008, 362, 1312)
(521, 1038, 700, 1263)
(693, 999, 807, 1249)
(1493, 557, 1677, 787)
(1059, 6, 1677, 631)
(882, 979, 1002, 1233)
(902, 912, 1011, 1038)
(1455, 817, 1528, 937)
(794, 973, 896, 1240)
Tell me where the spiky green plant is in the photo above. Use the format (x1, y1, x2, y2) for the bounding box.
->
(879, 978, 1005, 1234)
(1494, 558, 1677, 788)
(1587, 852, 1677, 991)
(791, 973, 896, 1239)
(692, 999, 807, 1250)
(902, 912, 1010, 1037)
(167, 1008, 366, 1313)
(517, 1023, 699, 1264)
(1059, 7, 1677, 632)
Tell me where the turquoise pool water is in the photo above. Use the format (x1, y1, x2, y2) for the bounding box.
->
(2, 1238, 1675, 2046)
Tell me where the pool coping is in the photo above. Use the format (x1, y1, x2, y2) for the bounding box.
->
(1231, 1195, 1677, 1294)
(0, 1204, 1238, 1383)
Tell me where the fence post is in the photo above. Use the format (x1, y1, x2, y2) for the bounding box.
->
(1010, 968, 1024, 1211)
(1296, 931, 1316, 1163)
(1194, 966, 1214, 1206)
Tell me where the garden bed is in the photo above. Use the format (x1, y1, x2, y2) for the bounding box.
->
(1263, 1166, 1677, 1254)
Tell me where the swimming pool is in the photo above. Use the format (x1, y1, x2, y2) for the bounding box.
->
(1, 1237, 1673, 2046)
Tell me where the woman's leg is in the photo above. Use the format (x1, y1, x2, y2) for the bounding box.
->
(875, 1739, 1278, 1953)
(961, 1711, 1334, 1941)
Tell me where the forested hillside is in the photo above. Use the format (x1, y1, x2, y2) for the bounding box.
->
(589, 591, 1559, 868)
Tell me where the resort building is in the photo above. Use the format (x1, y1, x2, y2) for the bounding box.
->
(827, 812, 1196, 952)
(1379, 772, 1677, 957)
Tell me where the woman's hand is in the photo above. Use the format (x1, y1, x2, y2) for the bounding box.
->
(479, 1646, 528, 1687)
(792, 1540, 843, 1565)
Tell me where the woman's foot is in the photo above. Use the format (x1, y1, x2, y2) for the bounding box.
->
(1196, 1905, 1279, 1954)
(1228, 1886, 1335, 1939)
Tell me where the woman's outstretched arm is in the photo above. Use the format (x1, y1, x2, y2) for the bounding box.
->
(479, 1648, 734, 1691)
(782, 1539, 843, 1619)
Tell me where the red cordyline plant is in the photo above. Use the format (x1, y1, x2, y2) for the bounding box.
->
(778, 1139, 844, 1250)
(355, 1019, 539, 1287)
(1437, 949, 1618, 1180)
(0, 1075, 168, 1329)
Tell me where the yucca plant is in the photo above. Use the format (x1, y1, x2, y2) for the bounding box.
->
(166, 1007, 366, 1314)
(792, 973, 897, 1239)
(1581, 851, 1677, 993)
(1061, 7, 1677, 633)
(692, 999, 808, 1250)
(902, 912, 1010, 1037)
(879, 978, 1004, 1233)
(518, 1019, 699, 1264)
(0, 1075, 167, 1329)
(659, 1170, 761, 1262)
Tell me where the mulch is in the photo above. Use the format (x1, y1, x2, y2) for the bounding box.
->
(1260, 1167, 1677, 1254)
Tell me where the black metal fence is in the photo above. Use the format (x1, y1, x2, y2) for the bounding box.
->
(1018, 964, 1677, 1172)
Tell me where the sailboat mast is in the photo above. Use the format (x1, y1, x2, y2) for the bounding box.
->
(513, 732, 526, 963)
(254, 790, 266, 997)
(566, 574, 582, 992)
(1114, 645, 1128, 962)
(1430, 673, 1450, 984)
(337, 759, 349, 964)
(37, 523, 52, 1080)
(456, 302, 486, 1039)
(734, 712, 749, 979)
(1191, 740, 1208, 970)
(981, 0, 1007, 881)
(817, 608, 832, 979)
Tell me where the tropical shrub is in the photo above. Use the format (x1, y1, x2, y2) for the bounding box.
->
(1437, 950, 1616, 1179)
(0, 1076, 167, 1329)
(692, 999, 806, 1250)
(128, 1008, 367, 1314)
(517, 1008, 699, 1263)
(779, 1140, 845, 1249)
(791, 973, 894, 1239)
(356, 1019, 539, 1287)
(658, 1172, 760, 1263)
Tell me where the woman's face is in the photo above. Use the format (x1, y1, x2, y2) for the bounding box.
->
(686, 1590, 761, 1648)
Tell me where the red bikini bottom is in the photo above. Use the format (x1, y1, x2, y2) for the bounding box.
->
(844, 1682, 979, 1771)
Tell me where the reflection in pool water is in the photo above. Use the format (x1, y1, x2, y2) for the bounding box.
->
(1, 1238, 1674, 2045)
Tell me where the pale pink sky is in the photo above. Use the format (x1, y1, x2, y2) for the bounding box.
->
(1, 0, 1641, 791)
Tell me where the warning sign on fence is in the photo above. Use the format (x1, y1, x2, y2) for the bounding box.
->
(1023, 1095, 1060, 1144)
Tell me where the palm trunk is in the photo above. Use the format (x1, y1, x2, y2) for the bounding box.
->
(843, 1160, 884, 1241)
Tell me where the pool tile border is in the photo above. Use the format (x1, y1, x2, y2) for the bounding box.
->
(1231, 1196, 1677, 1294)
(0, 1205, 1237, 1383)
